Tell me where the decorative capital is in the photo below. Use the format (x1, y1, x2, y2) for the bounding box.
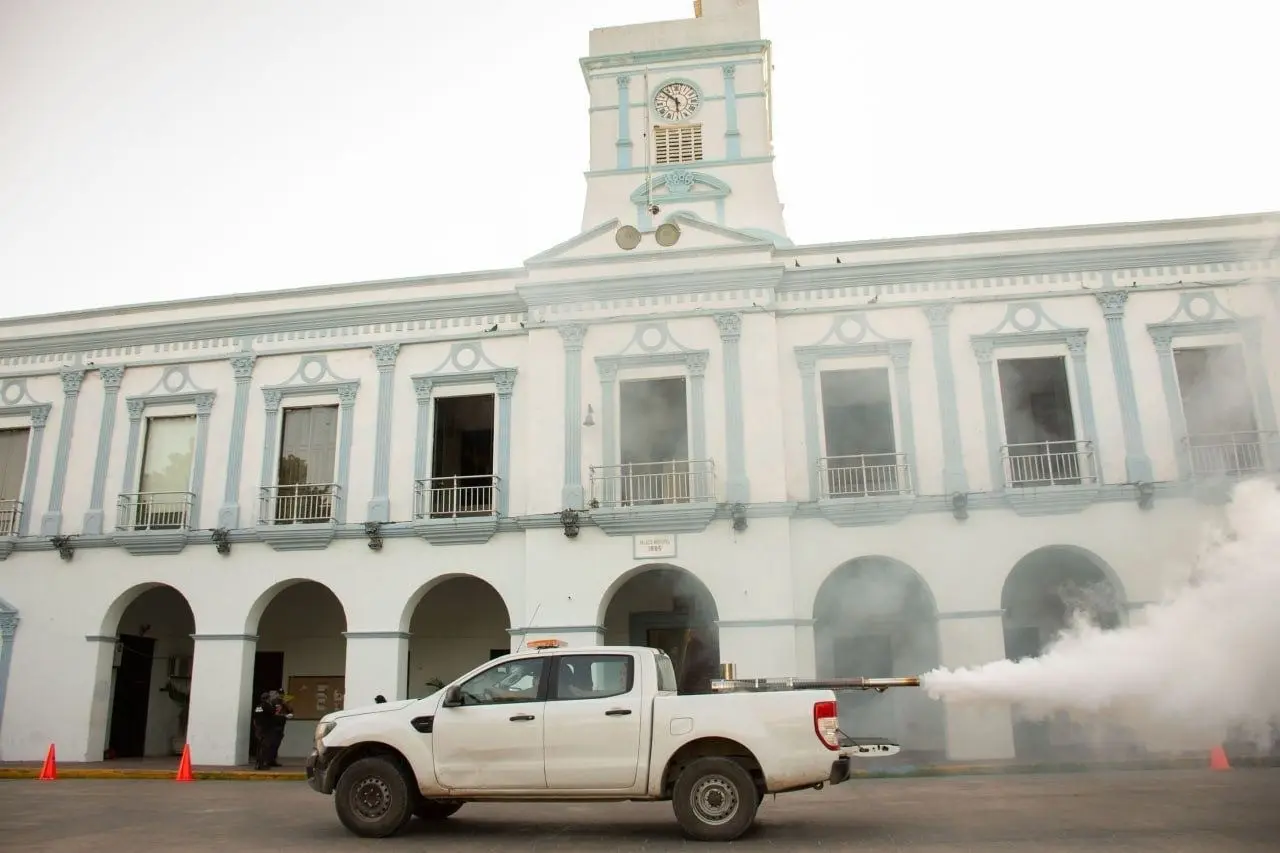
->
(686, 352, 709, 377)
(125, 399, 145, 421)
(1150, 331, 1173, 354)
(923, 303, 954, 327)
(796, 352, 817, 375)
(263, 389, 283, 413)
(372, 343, 401, 370)
(337, 383, 358, 407)
(714, 312, 742, 343)
(60, 366, 86, 396)
(98, 366, 125, 391)
(598, 361, 619, 382)
(972, 340, 994, 364)
(1094, 290, 1129, 317)
(722, 64, 737, 79)
(412, 377, 433, 402)
(0, 611, 17, 638)
(889, 342, 911, 368)
(558, 323, 587, 351)
(494, 370, 516, 397)
(616, 74, 631, 88)
(230, 354, 257, 381)
(195, 393, 215, 416)
(30, 403, 51, 428)
(1066, 333, 1087, 356)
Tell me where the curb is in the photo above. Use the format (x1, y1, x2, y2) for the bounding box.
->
(0, 768, 306, 781)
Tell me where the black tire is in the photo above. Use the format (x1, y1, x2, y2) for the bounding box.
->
(414, 798, 464, 821)
(671, 757, 760, 842)
(333, 756, 415, 838)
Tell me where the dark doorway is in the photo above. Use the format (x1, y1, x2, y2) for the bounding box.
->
(430, 394, 496, 516)
(619, 377, 691, 505)
(997, 356, 1081, 486)
(248, 651, 284, 762)
(107, 634, 155, 759)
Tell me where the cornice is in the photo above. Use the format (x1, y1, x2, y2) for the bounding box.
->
(579, 40, 770, 78)
(517, 264, 785, 307)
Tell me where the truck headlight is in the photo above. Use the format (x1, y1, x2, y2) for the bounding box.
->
(314, 720, 336, 752)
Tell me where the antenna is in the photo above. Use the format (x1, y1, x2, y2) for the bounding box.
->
(514, 602, 542, 654)
(643, 68, 655, 217)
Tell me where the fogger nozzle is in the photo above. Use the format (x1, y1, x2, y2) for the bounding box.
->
(709, 675, 922, 693)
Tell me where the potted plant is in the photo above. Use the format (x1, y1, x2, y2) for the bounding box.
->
(423, 677, 446, 696)
(161, 678, 190, 755)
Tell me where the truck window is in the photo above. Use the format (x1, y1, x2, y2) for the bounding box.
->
(655, 652, 678, 693)
(552, 654, 634, 701)
(456, 658, 547, 705)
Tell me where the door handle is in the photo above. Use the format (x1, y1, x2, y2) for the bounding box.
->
(509, 714, 536, 722)
(605, 709, 632, 716)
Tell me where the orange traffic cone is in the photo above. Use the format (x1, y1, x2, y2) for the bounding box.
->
(175, 743, 194, 782)
(37, 744, 56, 781)
(1210, 745, 1231, 771)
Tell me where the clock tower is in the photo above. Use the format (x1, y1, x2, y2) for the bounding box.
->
(576, 0, 790, 246)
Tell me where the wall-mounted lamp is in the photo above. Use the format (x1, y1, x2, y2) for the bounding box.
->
(583, 404, 595, 427)
(50, 535, 75, 561)
(211, 527, 232, 556)
(950, 492, 969, 521)
(559, 508, 581, 538)
(730, 503, 748, 532)
(364, 521, 384, 551)
(1135, 481, 1155, 511)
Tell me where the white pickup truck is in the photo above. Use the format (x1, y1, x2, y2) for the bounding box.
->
(305, 642, 903, 841)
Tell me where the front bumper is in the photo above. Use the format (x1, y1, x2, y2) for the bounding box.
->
(828, 756, 852, 786)
(305, 747, 344, 794)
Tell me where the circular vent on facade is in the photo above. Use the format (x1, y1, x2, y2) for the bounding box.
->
(615, 225, 642, 250)
(654, 222, 681, 247)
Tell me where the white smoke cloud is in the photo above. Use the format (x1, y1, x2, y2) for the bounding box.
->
(921, 477, 1280, 753)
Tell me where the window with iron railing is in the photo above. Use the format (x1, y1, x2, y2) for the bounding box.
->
(1185, 431, 1278, 478)
(819, 453, 912, 499)
(414, 474, 499, 519)
(1002, 441, 1096, 488)
(589, 460, 716, 508)
(0, 427, 31, 535)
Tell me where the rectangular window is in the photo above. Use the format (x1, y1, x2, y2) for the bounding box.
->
(0, 427, 30, 536)
(1174, 343, 1262, 475)
(133, 415, 196, 529)
(653, 124, 703, 165)
(276, 405, 339, 522)
(552, 654, 635, 701)
(997, 356, 1084, 486)
(819, 368, 901, 496)
(427, 394, 496, 517)
(619, 377, 691, 505)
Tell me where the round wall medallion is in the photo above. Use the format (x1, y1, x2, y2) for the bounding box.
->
(639, 325, 666, 350)
(1013, 307, 1039, 331)
(300, 358, 326, 383)
(654, 222, 681, 247)
(454, 345, 479, 370)
(615, 225, 641, 250)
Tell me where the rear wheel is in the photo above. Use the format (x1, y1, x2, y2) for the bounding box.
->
(414, 798, 464, 821)
(671, 756, 759, 842)
(333, 757, 415, 838)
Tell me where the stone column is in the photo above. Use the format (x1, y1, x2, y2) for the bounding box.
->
(924, 304, 969, 494)
(186, 634, 258, 766)
(559, 324, 587, 509)
(217, 354, 257, 530)
(615, 75, 633, 169)
(688, 352, 709, 468)
(936, 614, 1016, 761)
(343, 632, 409, 704)
(715, 313, 749, 503)
(411, 378, 434, 518)
(598, 361, 619, 505)
(40, 366, 86, 535)
(0, 607, 18, 745)
(1095, 291, 1153, 482)
(188, 393, 214, 529)
(722, 64, 741, 159)
(116, 400, 145, 517)
(257, 389, 283, 523)
(797, 353, 820, 500)
(83, 366, 125, 534)
(495, 371, 516, 517)
(335, 385, 357, 524)
(367, 343, 401, 522)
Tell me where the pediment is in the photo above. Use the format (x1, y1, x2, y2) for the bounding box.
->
(524, 212, 772, 268)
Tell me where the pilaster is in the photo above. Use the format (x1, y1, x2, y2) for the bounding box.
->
(217, 354, 256, 529)
(598, 361, 619, 506)
(17, 405, 50, 537)
(411, 378, 434, 495)
(688, 352, 708, 464)
(495, 370, 516, 516)
(367, 343, 401, 522)
(559, 324, 587, 509)
(188, 394, 215, 529)
(83, 366, 125, 534)
(715, 313, 749, 503)
(973, 341, 1005, 492)
(1095, 292, 1152, 482)
(889, 343, 919, 493)
(40, 366, 85, 535)
(722, 64, 740, 159)
(797, 353, 820, 501)
(924, 304, 968, 494)
(1151, 331, 1191, 479)
(335, 384, 357, 524)
(1066, 333, 1103, 484)
(615, 75, 633, 169)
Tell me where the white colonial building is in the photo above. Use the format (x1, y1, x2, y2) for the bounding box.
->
(1, 0, 1278, 768)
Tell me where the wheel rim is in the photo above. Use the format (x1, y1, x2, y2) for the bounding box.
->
(690, 774, 740, 825)
(351, 775, 393, 821)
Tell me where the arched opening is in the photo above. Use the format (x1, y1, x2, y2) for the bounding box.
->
(250, 580, 347, 764)
(404, 575, 513, 698)
(1001, 545, 1128, 761)
(99, 584, 196, 760)
(600, 564, 719, 693)
(813, 556, 945, 761)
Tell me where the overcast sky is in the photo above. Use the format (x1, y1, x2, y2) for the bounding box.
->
(2, 0, 1277, 320)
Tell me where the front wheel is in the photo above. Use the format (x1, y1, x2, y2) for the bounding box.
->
(333, 756, 415, 838)
(671, 757, 760, 842)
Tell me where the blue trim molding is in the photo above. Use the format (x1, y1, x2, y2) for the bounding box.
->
(794, 313, 918, 526)
(0, 379, 52, 542)
(1094, 290, 1152, 482)
(923, 304, 969, 495)
(1147, 291, 1277, 482)
(615, 75, 632, 169)
(409, 342, 517, 545)
(722, 64, 740, 159)
(256, 355, 360, 551)
(367, 343, 401, 522)
(39, 366, 86, 535)
(559, 324, 587, 508)
(217, 353, 257, 530)
(630, 171, 732, 229)
(970, 302, 1100, 515)
(715, 313, 749, 503)
(592, 322, 714, 535)
(0, 597, 18, 744)
(83, 366, 125, 534)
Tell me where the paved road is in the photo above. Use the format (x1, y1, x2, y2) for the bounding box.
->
(2, 768, 1278, 851)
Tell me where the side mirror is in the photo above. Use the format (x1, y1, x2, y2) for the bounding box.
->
(441, 684, 462, 708)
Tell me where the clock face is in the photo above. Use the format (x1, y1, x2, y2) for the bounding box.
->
(653, 82, 700, 122)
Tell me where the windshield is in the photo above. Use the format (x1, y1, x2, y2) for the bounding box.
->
(655, 651, 678, 693)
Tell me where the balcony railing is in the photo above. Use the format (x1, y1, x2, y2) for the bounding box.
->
(414, 475, 500, 519)
(818, 453, 912, 499)
(588, 459, 717, 508)
(0, 499, 20, 537)
(259, 483, 340, 525)
(1002, 440, 1097, 488)
(1186, 431, 1278, 478)
(116, 492, 194, 531)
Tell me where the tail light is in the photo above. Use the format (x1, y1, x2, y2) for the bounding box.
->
(813, 700, 840, 751)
